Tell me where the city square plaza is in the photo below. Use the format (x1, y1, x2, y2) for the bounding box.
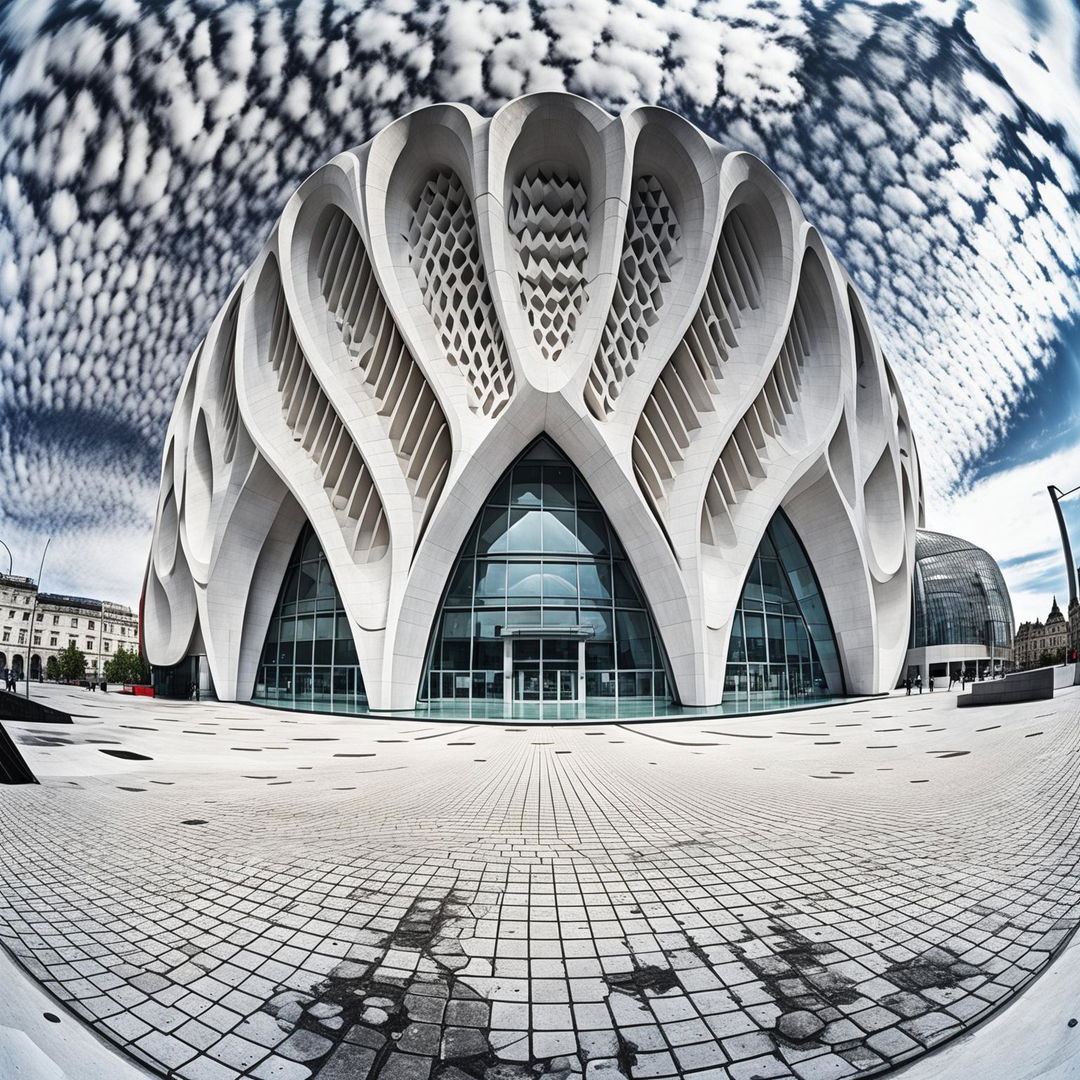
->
(0, 678, 1078, 1080)
(5, 91, 1075, 1080)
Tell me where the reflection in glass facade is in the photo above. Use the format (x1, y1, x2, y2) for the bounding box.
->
(909, 531, 1014, 650)
(724, 511, 843, 705)
(252, 525, 366, 710)
(422, 439, 671, 704)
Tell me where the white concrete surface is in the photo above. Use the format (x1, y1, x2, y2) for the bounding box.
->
(0, 941, 150, 1079)
(895, 921, 1080, 1079)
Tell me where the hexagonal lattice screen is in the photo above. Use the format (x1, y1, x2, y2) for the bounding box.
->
(508, 167, 589, 363)
(408, 169, 514, 416)
(586, 176, 681, 418)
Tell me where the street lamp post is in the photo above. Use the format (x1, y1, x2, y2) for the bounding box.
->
(1049, 484, 1080, 672)
(25, 537, 51, 700)
(1048, 484, 1079, 606)
(97, 599, 104, 685)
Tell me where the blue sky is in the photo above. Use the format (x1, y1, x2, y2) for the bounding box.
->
(0, 0, 1077, 625)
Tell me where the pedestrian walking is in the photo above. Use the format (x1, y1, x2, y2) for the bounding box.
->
(915, 673, 923, 694)
(905, 676, 912, 696)
(928, 676, 935, 693)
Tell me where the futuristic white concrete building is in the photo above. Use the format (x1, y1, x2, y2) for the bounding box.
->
(143, 93, 923, 714)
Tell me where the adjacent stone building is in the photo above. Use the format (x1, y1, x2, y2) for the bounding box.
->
(1013, 597, 1070, 669)
(0, 572, 139, 682)
(1071, 594, 1080, 666)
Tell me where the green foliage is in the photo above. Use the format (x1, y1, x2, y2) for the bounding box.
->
(56, 642, 86, 682)
(103, 645, 150, 685)
(44, 655, 60, 681)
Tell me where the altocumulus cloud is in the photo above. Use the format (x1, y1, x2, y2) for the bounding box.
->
(0, 0, 1078, 605)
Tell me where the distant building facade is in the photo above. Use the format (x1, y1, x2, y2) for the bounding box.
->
(1014, 597, 1070, 669)
(0, 573, 139, 682)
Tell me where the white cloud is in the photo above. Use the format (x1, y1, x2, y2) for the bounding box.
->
(930, 436, 1080, 624)
(46, 189, 78, 233)
(964, 0, 1080, 158)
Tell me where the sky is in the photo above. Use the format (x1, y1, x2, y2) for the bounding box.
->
(0, 0, 1078, 626)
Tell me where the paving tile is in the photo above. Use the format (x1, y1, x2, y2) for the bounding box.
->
(134, 1030, 198, 1070)
(208, 1033, 266, 1070)
(249, 1058, 313, 1080)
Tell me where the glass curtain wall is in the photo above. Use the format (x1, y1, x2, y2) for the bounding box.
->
(252, 524, 366, 711)
(724, 511, 843, 708)
(422, 438, 671, 706)
(909, 532, 1014, 650)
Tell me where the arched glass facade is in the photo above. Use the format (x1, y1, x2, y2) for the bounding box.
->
(724, 511, 843, 706)
(253, 525, 366, 711)
(909, 530, 1013, 650)
(422, 439, 671, 706)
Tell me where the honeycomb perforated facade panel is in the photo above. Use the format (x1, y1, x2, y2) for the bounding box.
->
(143, 93, 923, 710)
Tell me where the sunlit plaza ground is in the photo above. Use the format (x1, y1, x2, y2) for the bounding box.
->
(2, 681, 1079, 1080)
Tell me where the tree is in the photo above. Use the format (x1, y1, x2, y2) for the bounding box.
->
(45, 656, 60, 681)
(104, 646, 150, 685)
(57, 643, 86, 683)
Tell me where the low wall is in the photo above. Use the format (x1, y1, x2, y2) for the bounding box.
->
(0, 692, 72, 725)
(958, 666, 1055, 708)
(1053, 663, 1079, 690)
(0, 722, 37, 784)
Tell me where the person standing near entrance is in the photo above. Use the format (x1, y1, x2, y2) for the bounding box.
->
(905, 676, 912, 696)
(915, 672, 922, 694)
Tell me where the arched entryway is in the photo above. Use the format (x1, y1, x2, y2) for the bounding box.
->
(29, 654, 41, 680)
(420, 437, 672, 708)
(11, 654, 24, 679)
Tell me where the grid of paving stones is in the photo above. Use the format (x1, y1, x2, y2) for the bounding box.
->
(1, 685, 1079, 1080)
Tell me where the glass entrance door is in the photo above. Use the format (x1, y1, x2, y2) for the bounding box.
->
(511, 638, 581, 703)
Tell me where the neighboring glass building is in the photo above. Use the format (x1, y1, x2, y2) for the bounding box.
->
(904, 529, 1014, 685)
(144, 93, 924, 718)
